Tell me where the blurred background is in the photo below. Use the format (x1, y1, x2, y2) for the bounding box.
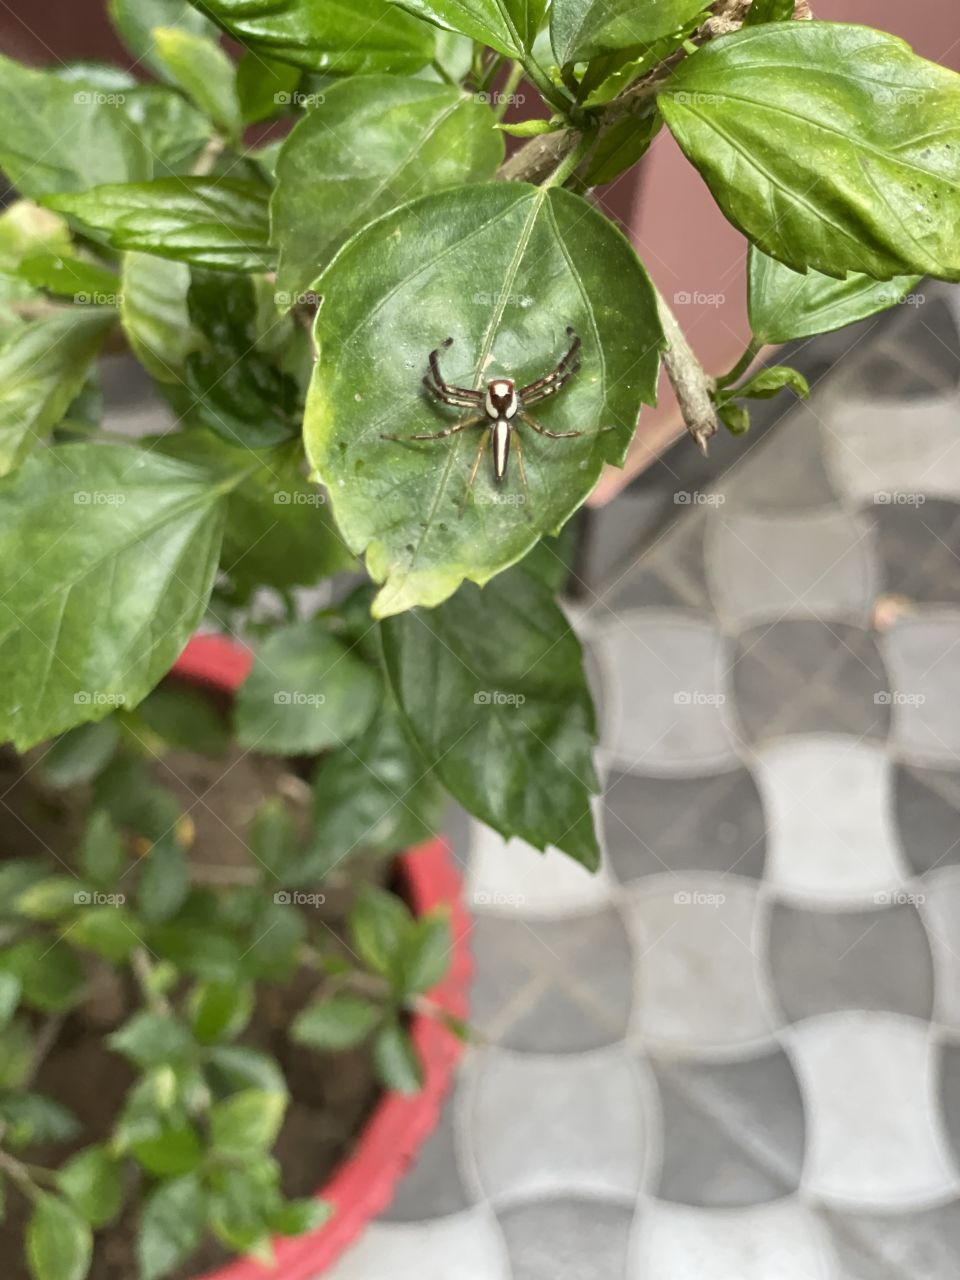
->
(3, 1, 960, 1277)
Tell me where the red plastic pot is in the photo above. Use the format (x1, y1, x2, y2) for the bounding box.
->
(171, 633, 471, 1280)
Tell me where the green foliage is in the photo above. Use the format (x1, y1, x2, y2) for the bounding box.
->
(392, 0, 546, 58)
(26, 1194, 92, 1280)
(152, 26, 242, 140)
(552, 0, 706, 64)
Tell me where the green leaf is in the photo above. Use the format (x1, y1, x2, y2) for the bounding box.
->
(206, 1045, 286, 1095)
(0, 1090, 80, 1147)
(744, 0, 794, 24)
(582, 108, 662, 186)
(497, 117, 561, 138)
(26, 1195, 92, 1280)
(40, 721, 121, 790)
(67, 906, 140, 963)
(109, 1013, 194, 1068)
(122, 85, 214, 177)
(120, 254, 199, 383)
(16, 876, 87, 922)
(137, 684, 230, 757)
(57, 1145, 125, 1229)
(734, 364, 810, 400)
(240, 897, 306, 982)
(79, 810, 126, 887)
(0, 53, 150, 199)
(272, 75, 503, 303)
(0, 201, 71, 272)
(372, 1020, 422, 1094)
(0, 1019, 33, 1088)
(0, 443, 230, 750)
(349, 885, 414, 980)
(0, 308, 115, 475)
(308, 707, 444, 874)
(381, 559, 600, 867)
(0, 972, 21, 1028)
(247, 797, 299, 882)
(133, 1124, 204, 1176)
(15, 253, 121, 302)
(391, 0, 545, 58)
(150, 921, 244, 982)
(402, 910, 451, 996)
(236, 52, 301, 124)
(194, 0, 435, 74)
(291, 995, 383, 1050)
(45, 178, 273, 273)
(137, 1173, 207, 1280)
(747, 245, 921, 344)
(153, 26, 242, 139)
(138, 838, 191, 925)
(268, 1197, 330, 1236)
(109, 0, 215, 79)
(305, 181, 663, 618)
(235, 618, 380, 756)
(718, 400, 750, 435)
(0, 862, 49, 920)
(188, 981, 254, 1044)
(552, 0, 706, 63)
(659, 23, 960, 280)
(210, 1089, 287, 1159)
(0, 940, 85, 1013)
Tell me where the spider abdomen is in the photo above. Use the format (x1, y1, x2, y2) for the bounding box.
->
(492, 418, 511, 482)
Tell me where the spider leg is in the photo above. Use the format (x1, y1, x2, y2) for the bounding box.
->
(519, 326, 582, 403)
(459, 428, 491, 518)
(424, 338, 483, 407)
(382, 413, 485, 443)
(518, 410, 583, 440)
(512, 429, 533, 524)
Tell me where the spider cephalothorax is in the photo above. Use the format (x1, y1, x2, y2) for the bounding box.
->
(382, 328, 585, 512)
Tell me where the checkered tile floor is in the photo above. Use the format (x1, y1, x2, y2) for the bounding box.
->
(325, 285, 960, 1279)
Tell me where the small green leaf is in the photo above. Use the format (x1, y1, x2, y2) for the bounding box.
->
(236, 52, 301, 125)
(108, 0, 215, 80)
(0, 443, 229, 751)
(402, 910, 451, 996)
(137, 1173, 207, 1280)
(268, 1197, 330, 1236)
(552, 0, 706, 63)
(0, 972, 21, 1028)
(0, 201, 71, 272)
(206, 1046, 286, 1096)
(57, 1145, 125, 1229)
(582, 108, 661, 186)
(15, 253, 121, 301)
(26, 1194, 92, 1280)
(350, 886, 414, 980)
(372, 1021, 423, 1094)
(15, 876, 86, 921)
(718, 400, 751, 435)
(196, 0, 435, 74)
(153, 26, 241, 139)
(291, 996, 383, 1050)
(109, 1013, 194, 1068)
(40, 722, 120, 790)
(137, 684, 230, 757)
(381, 559, 600, 867)
(0, 308, 115, 475)
(68, 906, 140, 963)
(0, 1019, 34, 1088)
(133, 1124, 204, 1176)
(120, 253, 199, 383)
(188, 981, 254, 1045)
(659, 24, 960, 280)
(240, 897, 306, 983)
(210, 1089, 287, 1159)
(149, 921, 243, 983)
(497, 117, 561, 138)
(305, 182, 663, 617)
(79, 810, 126, 887)
(138, 837, 190, 925)
(45, 178, 273, 273)
(0, 1091, 80, 1147)
(735, 364, 810, 400)
(747, 245, 921, 344)
(235, 619, 380, 756)
(391, 0, 545, 58)
(272, 76, 503, 303)
(0, 939, 85, 1012)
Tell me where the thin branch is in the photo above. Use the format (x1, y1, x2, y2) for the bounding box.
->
(657, 291, 719, 456)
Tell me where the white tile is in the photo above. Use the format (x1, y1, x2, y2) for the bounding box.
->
(787, 1012, 960, 1208)
(753, 736, 909, 904)
(322, 1207, 508, 1280)
(469, 1047, 650, 1202)
(466, 819, 615, 918)
(631, 1198, 837, 1280)
(881, 614, 960, 767)
(919, 869, 960, 1029)
(625, 877, 777, 1051)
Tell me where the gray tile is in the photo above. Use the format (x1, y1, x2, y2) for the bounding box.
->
(651, 1046, 805, 1207)
(325, 1209, 509, 1280)
(470, 1048, 648, 1202)
(922, 873, 960, 1029)
(721, 399, 838, 513)
(499, 1197, 634, 1280)
(730, 621, 890, 743)
(882, 614, 960, 766)
(937, 1041, 960, 1172)
(706, 509, 877, 628)
(894, 765, 960, 877)
(603, 510, 712, 616)
(768, 902, 934, 1021)
(602, 767, 766, 884)
(872, 497, 960, 607)
(468, 910, 633, 1053)
(822, 1201, 960, 1280)
(381, 1082, 474, 1222)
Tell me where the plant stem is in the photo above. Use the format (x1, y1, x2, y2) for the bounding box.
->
(431, 58, 457, 87)
(541, 129, 597, 189)
(0, 1149, 42, 1202)
(656, 291, 719, 455)
(716, 338, 760, 389)
(494, 61, 525, 121)
(133, 947, 172, 1016)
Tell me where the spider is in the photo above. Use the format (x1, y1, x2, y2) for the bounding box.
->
(382, 328, 587, 513)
